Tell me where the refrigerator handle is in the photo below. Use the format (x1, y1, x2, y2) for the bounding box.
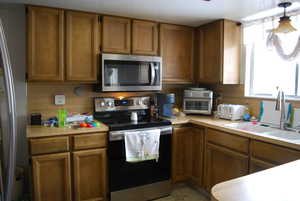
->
(0, 19, 17, 201)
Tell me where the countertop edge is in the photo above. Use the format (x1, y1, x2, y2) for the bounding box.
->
(169, 116, 300, 152)
(210, 159, 300, 201)
(26, 125, 109, 138)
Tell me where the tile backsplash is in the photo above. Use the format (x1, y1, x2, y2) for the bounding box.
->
(27, 82, 193, 119)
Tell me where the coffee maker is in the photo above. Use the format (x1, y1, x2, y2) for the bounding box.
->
(155, 93, 175, 118)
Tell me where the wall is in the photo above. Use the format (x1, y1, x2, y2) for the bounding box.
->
(28, 82, 193, 119)
(0, 4, 28, 167)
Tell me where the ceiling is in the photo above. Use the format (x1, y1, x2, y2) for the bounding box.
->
(0, 0, 295, 26)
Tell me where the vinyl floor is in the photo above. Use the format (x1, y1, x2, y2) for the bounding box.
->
(154, 184, 209, 201)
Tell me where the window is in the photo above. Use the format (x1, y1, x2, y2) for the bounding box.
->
(244, 14, 300, 99)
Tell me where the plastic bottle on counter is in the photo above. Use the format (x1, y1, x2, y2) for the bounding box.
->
(58, 109, 67, 128)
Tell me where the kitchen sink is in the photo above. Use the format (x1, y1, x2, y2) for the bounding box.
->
(225, 122, 300, 141)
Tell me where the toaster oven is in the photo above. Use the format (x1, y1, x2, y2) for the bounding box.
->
(183, 90, 213, 115)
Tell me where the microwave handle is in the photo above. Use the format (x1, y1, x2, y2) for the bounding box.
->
(150, 63, 155, 85)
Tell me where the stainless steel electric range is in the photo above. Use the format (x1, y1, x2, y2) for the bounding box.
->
(94, 96, 172, 201)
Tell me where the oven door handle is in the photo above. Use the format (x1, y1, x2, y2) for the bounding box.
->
(109, 126, 172, 141)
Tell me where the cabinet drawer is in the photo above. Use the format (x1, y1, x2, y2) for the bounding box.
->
(73, 133, 107, 150)
(206, 129, 249, 154)
(30, 136, 69, 155)
(251, 140, 300, 165)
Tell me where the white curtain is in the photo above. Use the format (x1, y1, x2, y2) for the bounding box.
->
(244, 13, 300, 61)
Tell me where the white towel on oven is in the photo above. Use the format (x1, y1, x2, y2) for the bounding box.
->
(124, 129, 160, 162)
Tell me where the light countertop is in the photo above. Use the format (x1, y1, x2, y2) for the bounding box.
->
(27, 115, 300, 152)
(166, 115, 300, 151)
(27, 123, 109, 138)
(211, 159, 300, 201)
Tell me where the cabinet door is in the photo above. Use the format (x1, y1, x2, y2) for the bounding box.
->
(32, 153, 72, 201)
(102, 16, 131, 54)
(172, 127, 189, 183)
(132, 20, 158, 55)
(27, 6, 64, 81)
(204, 143, 248, 191)
(73, 149, 107, 201)
(251, 140, 300, 165)
(198, 21, 222, 84)
(160, 24, 194, 83)
(66, 11, 99, 81)
(250, 158, 275, 174)
(222, 20, 241, 84)
(186, 127, 204, 187)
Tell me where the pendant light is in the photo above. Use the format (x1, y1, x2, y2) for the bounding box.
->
(273, 2, 297, 34)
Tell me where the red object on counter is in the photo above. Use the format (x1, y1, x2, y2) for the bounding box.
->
(86, 124, 93, 128)
(79, 123, 87, 127)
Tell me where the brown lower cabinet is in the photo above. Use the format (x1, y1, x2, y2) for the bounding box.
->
(30, 133, 108, 201)
(186, 127, 204, 187)
(249, 158, 275, 174)
(249, 140, 300, 174)
(73, 149, 107, 201)
(172, 127, 189, 183)
(172, 126, 204, 187)
(32, 153, 72, 201)
(30, 126, 300, 200)
(204, 143, 249, 191)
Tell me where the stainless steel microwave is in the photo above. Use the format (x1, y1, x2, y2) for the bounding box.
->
(100, 53, 162, 92)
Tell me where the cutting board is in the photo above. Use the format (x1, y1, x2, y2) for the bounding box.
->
(292, 108, 300, 128)
(259, 100, 291, 127)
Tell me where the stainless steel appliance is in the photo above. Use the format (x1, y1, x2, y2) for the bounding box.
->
(156, 93, 175, 118)
(94, 97, 172, 201)
(183, 89, 213, 115)
(99, 54, 162, 92)
(0, 18, 18, 201)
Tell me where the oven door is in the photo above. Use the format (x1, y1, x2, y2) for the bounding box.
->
(108, 126, 172, 197)
(183, 98, 212, 114)
(102, 54, 162, 92)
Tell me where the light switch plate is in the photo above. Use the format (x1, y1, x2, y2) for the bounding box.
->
(55, 95, 65, 105)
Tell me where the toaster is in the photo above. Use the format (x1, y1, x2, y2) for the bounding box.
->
(217, 104, 247, 120)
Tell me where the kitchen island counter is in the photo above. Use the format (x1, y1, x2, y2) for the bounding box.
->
(211, 159, 300, 201)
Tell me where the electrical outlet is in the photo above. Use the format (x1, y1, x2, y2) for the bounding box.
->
(55, 95, 65, 105)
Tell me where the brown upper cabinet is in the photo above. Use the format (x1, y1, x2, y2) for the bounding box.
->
(66, 11, 99, 82)
(196, 19, 241, 84)
(160, 24, 194, 83)
(27, 6, 64, 81)
(132, 20, 158, 55)
(27, 7, 99, 82)
(102, 16, 131, 54)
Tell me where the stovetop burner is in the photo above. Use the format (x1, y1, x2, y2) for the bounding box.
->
(93, 96, 171, 131)
(94, 111, 171, 131)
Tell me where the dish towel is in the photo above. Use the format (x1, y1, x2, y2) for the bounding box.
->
(124, 129, 160, 162)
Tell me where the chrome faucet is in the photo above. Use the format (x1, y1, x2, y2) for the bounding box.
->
(275, 90, 286, 130)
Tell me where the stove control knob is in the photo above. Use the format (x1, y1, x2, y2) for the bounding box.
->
(142, 99, 148, 106)
(107, 101, 113, 107)
(139, 99, 143, 106)
(100, 101, 105, 107)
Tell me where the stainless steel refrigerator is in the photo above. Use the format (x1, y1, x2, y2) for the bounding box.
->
(0, 18, 17, 201)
